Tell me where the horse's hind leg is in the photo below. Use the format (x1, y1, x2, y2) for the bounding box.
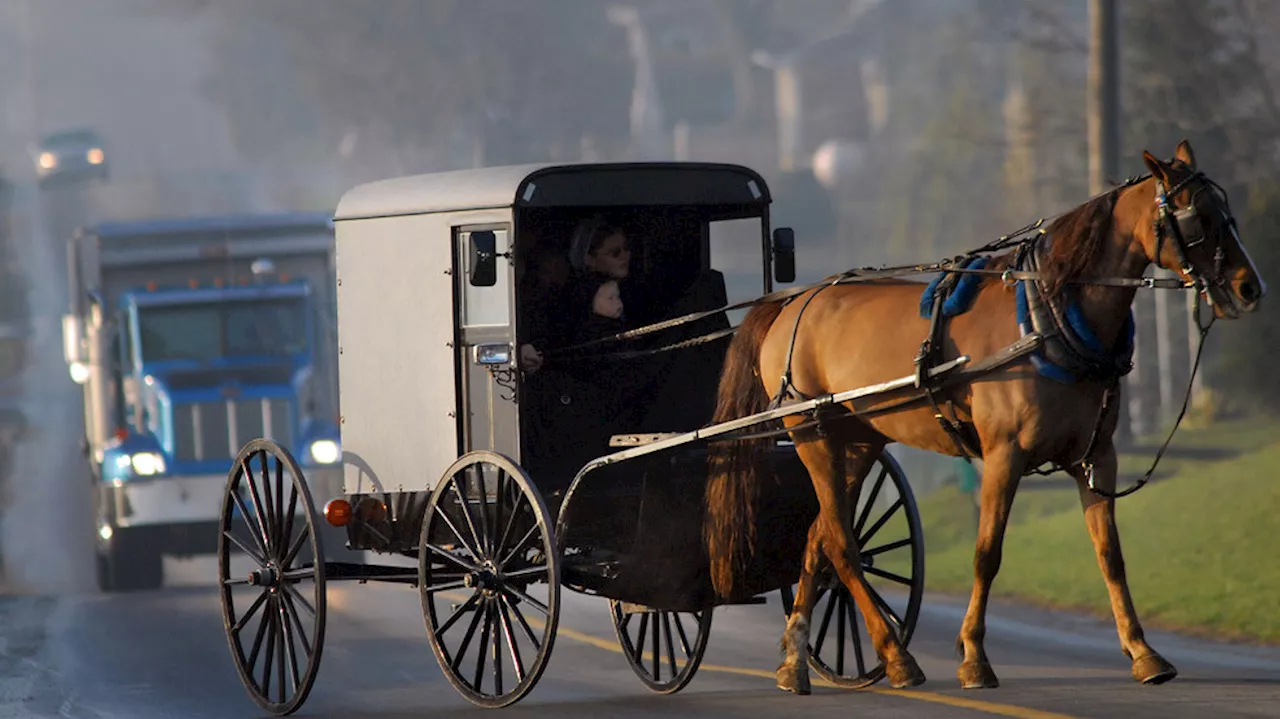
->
(777, 520, 824, 695)
(1069, 444, 1177, 685)
(792, 428, 926, 689)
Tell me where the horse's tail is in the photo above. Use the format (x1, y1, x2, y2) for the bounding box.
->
(704, 297, 787, 600)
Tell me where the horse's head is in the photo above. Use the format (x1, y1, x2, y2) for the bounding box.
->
(1137, 140, 1266, 319)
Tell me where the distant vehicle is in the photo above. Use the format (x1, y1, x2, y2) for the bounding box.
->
(63, 212, 342, 592)
(31, 128, 109, 187)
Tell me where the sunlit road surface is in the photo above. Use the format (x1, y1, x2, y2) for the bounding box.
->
(0, 556, 1274, 719)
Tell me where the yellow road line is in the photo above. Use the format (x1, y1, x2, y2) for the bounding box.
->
(437, 591, 1076, 719)
(551, 623, 1074, 719)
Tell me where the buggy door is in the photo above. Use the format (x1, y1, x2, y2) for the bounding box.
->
(453, 224, 520, 458)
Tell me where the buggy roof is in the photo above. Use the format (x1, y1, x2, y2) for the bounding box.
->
(333, 161, 772, 221)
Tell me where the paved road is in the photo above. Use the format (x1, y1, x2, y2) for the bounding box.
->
(0, 555, 1276, 719)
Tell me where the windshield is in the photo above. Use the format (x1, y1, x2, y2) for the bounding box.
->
(136, 298, 309, 362)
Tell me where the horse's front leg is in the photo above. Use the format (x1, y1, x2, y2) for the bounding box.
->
(777, 520, 824, 695)
(1070, 444, 1177, 684)
(957, 442, 1023, 689)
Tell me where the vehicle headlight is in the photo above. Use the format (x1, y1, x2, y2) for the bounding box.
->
(68, 362, 90, 384)
(86, 147, 104, 164)
(130, 452, 166, 476)
(309, 439, 340, 464)
(38, 152, 57, 169)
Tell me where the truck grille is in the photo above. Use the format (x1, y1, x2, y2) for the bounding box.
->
(172, 398, 294, 461)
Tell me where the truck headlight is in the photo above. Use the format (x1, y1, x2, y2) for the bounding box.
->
(69, 362, 91, 384)
(309, 439, 340, 464)
(130, 452, 166, 476)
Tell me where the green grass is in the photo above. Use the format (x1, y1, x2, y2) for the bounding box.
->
(913, 414, 1280, 645)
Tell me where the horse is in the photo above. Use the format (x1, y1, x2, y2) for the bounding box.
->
(702, 140, 1266, 694)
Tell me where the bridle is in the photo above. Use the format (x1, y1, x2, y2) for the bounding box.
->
(1150, 166, 1237, 304)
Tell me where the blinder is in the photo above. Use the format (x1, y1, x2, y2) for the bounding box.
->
(1152, 171, 1234, 296)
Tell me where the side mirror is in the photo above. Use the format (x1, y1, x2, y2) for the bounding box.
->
(468, 230, 498, 287)
(772, 227, 796, 284)
(62, 313, 85, 365)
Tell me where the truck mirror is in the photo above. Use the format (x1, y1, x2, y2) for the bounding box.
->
(772, 227, 796, 284)
(469, 230, 498, 287)
(62, 313, 85, 365)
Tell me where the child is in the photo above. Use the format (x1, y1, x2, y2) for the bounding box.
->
(564, 275, 633, 448)
(575, 276, 626, 345)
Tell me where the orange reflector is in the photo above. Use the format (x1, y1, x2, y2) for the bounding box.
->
(188, 279, 198, 288)
(146, 281, 158, 291)
(324, 498, 352, 527)
(213, 277, 225, 288)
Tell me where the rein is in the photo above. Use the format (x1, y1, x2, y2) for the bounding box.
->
(536, 170, 1229, 501)
(544, 228, 1188, 362)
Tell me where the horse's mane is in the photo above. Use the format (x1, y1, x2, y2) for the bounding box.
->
(978, 188, 1123, 299)
(1037, 190, 1121, 298)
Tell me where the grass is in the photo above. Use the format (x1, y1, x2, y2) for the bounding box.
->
(911, 413, 1280, 645)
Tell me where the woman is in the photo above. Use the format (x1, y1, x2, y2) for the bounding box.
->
(569, 215, 631, 286)
(516, 217, 638, 490)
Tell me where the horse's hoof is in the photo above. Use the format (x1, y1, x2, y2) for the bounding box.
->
(776, 663, 811, 695)
(886, 657, 926, 689)
(957, 661, 999, 689)
(1132, 653, 1177, 685)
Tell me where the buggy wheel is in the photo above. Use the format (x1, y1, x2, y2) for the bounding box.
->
(610, 601, 713, 694)
(420, 451, 560, 708)
(218, 439, 326, 716)
(779, 449, 924, 689)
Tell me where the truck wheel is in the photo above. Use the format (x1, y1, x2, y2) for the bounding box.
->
(96, 528, 163, 593)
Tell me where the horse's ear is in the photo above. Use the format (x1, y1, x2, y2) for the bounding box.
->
(1143, 150, 1170, 183)
(1174, 139, 1197, 169)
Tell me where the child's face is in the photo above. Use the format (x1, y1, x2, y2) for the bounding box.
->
(592, 281, 623, 319)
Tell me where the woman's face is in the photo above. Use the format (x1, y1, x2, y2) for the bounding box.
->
(586, 232, 631, 280)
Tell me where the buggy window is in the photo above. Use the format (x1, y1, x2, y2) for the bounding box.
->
(709, 217, 764, 324)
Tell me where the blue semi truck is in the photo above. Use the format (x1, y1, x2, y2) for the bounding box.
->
(62, 213, 343, 591)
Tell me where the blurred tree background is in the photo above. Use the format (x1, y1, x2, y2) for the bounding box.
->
(145, 0, 1280, 426)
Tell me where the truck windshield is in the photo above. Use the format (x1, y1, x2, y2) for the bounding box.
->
(137, 298, 308, 362)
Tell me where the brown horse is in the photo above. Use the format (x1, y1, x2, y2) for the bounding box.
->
(703, 140, 1266, 694)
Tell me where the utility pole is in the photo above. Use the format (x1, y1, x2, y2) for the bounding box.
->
(1087, 0, 1119, 195)
(1088, 0, 1139, 438)
(608, 5, 665, 160)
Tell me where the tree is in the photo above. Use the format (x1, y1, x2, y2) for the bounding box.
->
(1121, 0, 1280, 413)
(184, 1, 637, 184)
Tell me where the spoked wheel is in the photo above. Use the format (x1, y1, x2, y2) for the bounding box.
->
(610, 601, 713, 694)
(779, 449, 924, 689)
(419, 451, 561, 708)
(218, 439, 326, 716)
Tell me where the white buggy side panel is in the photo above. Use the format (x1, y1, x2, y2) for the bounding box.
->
(333, 212, 461, 495)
